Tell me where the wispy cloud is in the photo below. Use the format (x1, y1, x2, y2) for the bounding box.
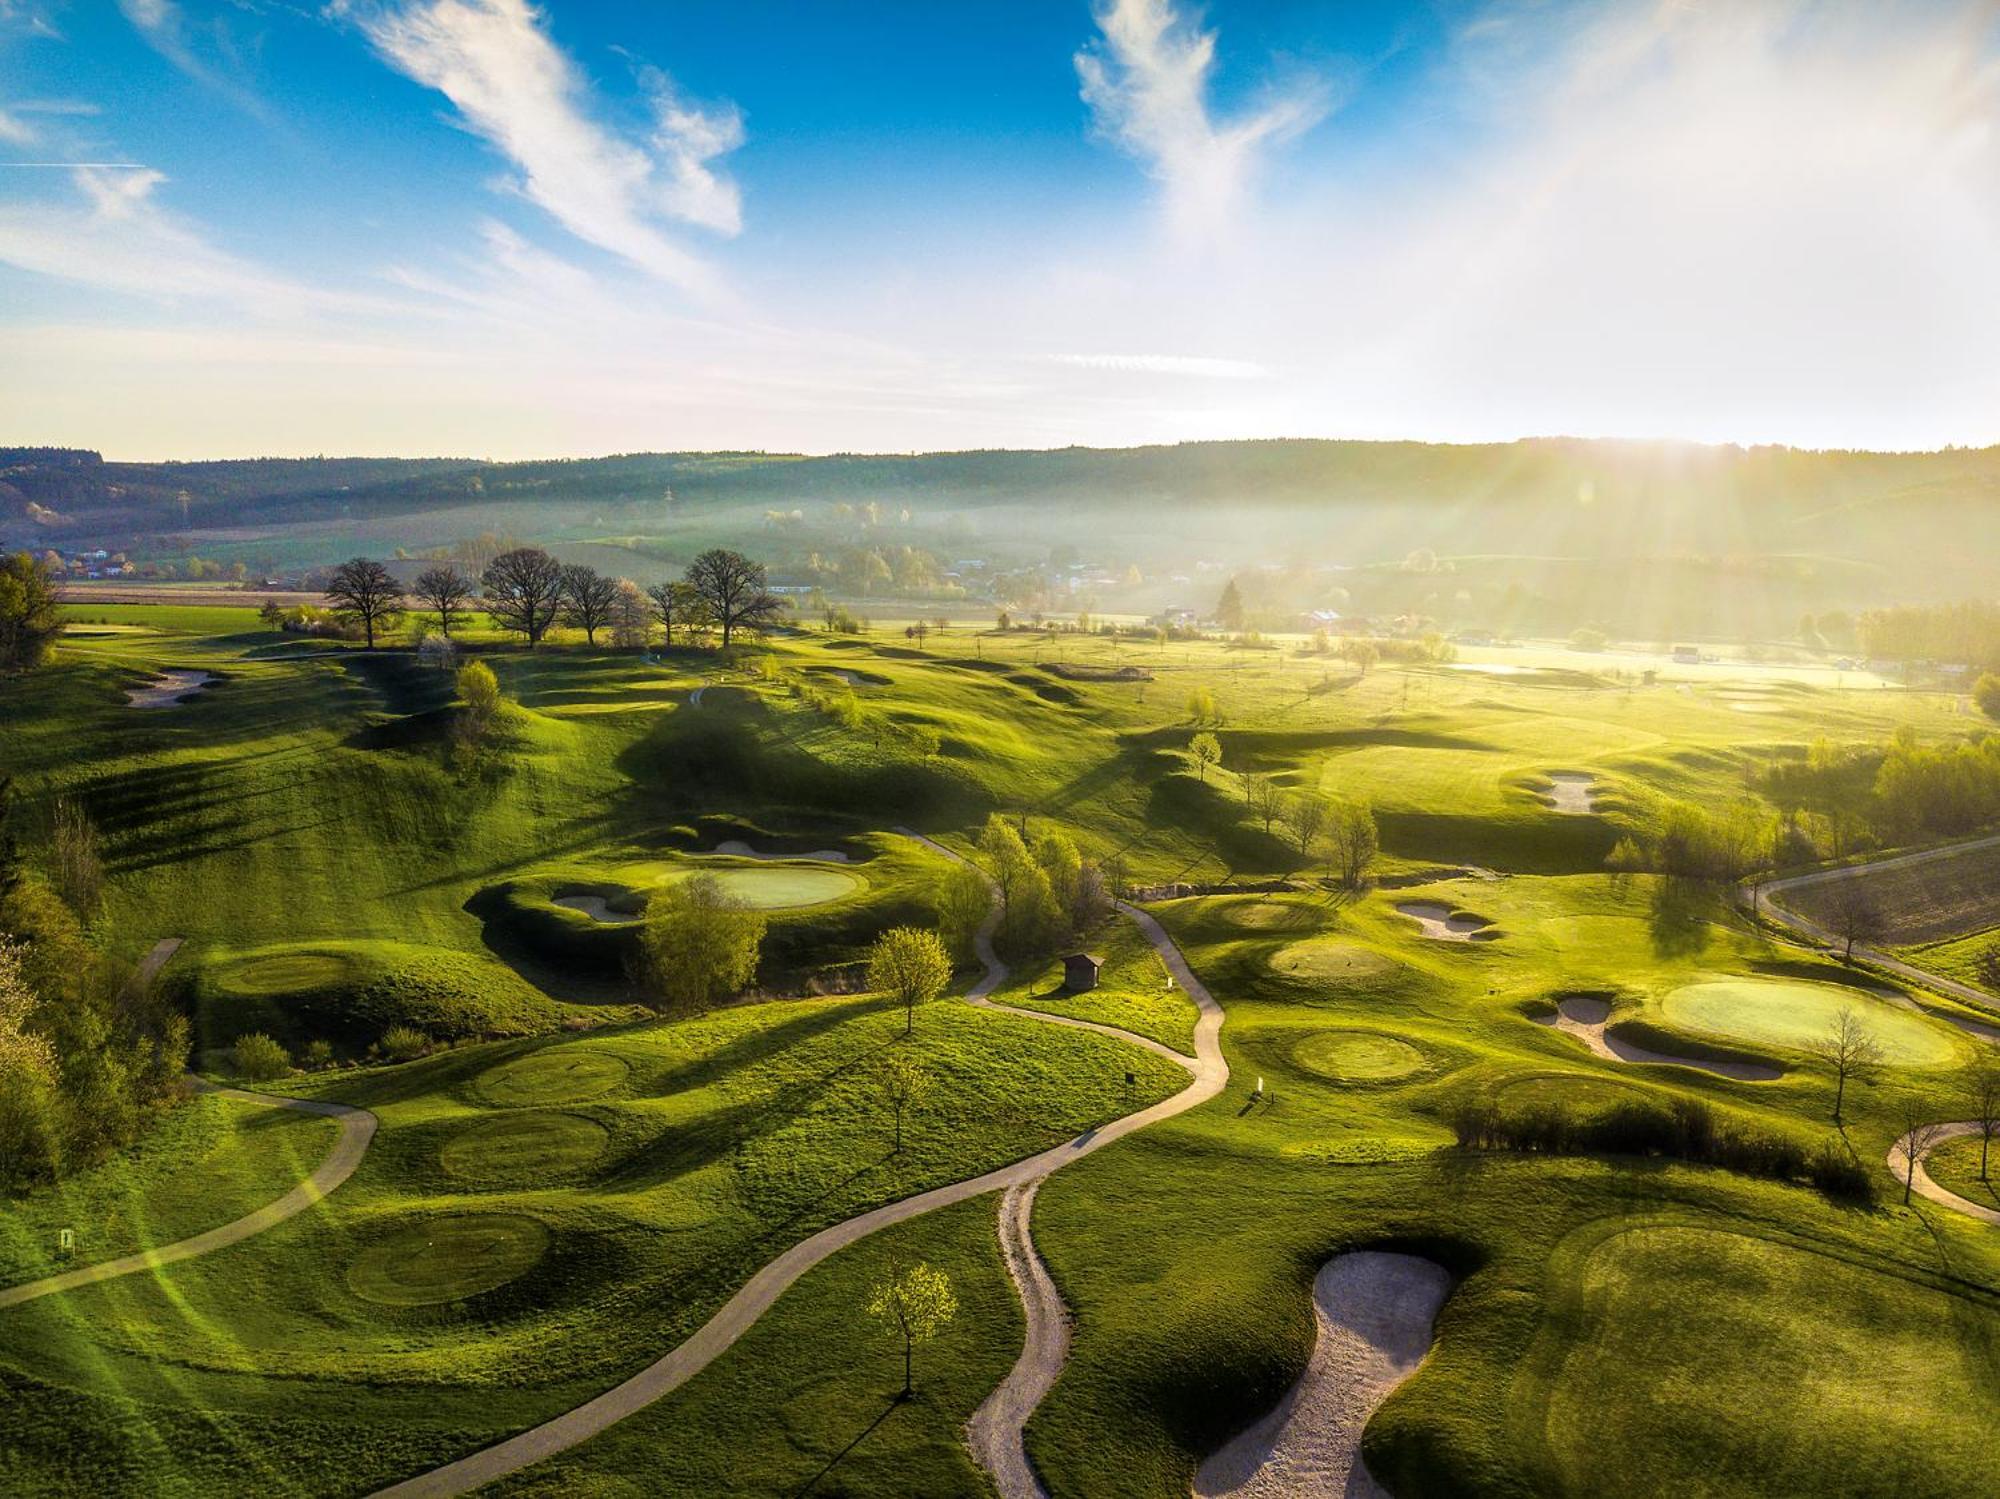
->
(1077, 0, 1332, 241)
(1051, 352, 1267, 380)
(0, 107, 34, 147)
(116, 0, 270, 117)
(346, 0, 743, 292)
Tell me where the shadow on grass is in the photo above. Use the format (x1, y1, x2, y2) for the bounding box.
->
(792, 1395, 903, 1497)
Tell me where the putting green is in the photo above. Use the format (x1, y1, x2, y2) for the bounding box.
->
(1495, 1071, 1648, 1118)
(1269, 939, 1398, 983)
(661, 865, 861, 909)
(347, 1214, 550, 1306)
(1292, 1030, 1426, 1082)
(440, 1111, 609, 1182)
(1662, 979, 1959, 1066)
(1219, 899, 1321, 932)
(212, 950, 356, 997)
(476, 1049, 631, 1107)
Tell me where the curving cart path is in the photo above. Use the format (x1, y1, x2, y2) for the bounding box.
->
(371, 837, 1227, 1499)
(1, 941, 379, 1311)
(1887, 1122, 2000, 1227)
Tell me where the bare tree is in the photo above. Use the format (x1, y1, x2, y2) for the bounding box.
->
(646, 579, 710, 647)
(1809, 1005, 1884, 1121)
(412, 565, 473, 637)
(1324, 800, 1381, 890)
(48, 796, 102, 917)
(609, 579, 651, 649)
(1243, 771, 1282, 835)
(1822, 879, 1887, 964)
(877, 1054, 933, 1153)
(1188, 731, 1221, 783)
(684, 548, 785, 648)
(324, 557, 404, 649)
(1286, 791, 1329, 857)
(1968, 1063, 2000, 1182)
(481, 547, 564, 647)
(1896, 1099, 1951, 1207)
(559, 564, 619, 646)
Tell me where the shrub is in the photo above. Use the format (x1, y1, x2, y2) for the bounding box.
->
(302, 1039, 336, 1071)
(1976, 673, 2000, 722)
(1808, 1141, 1876, 1202)
(380, 1025, 429, 1062)
(232, 1032, 291, 1082)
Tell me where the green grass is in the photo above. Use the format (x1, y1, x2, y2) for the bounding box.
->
(1777, 841, 2000, 945)
(1924, 1134, 2000, 1211)
(1899, 927, 2000, 999)
(346, 1214, 554, 1306)
(989, 912, 1201, 1054)
(1661, 978, 1966, 1067)
(1290, 1029, 1429, 1083)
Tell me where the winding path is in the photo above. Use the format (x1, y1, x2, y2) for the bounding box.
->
(1, 942, 379, 1311)
(371, 836, 1227, 1499)
(1754, 837, 2000, 1037)
(1887, 1122, 2000, 1227)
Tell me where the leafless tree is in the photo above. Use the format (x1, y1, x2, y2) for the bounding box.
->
(1323, 800, 1381, 890)
(1967, 1063, 2000, 1182)
(324, 557, 404, 649)
(1243, 771, 1282, 836)
(412, 564, 473, 637)
(1286, 791, 1328, 857)
(1896, 1098, 1951, 1207)
(646, 580, 710, 646)
(559, 564, 620, 646)
(481, 547, 564, 647)
(1809, 1005, 1884, 1121)
(609, 579, 651, 649)
(1822, 879, 1887, 964)
(685, 548, 785, 647)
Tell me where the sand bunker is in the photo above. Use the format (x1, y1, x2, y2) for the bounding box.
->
(553, 892, 636, 923)
(1397, 902, 1498, 942)
(125, 670, 213, 708)
(1542, 773, 1596, 815)
(1533, 994, 1783, 1081)
(1194, 1251, 1452, 1499)
(712, 839, 851, 863)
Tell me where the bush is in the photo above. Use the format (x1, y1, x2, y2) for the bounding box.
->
(232, 1032, 291, 1082)
(379, 1025, 430, 1062)
(302, 1039, 336, 1071)
(1808, 1141, 1877, 1203)
(1976, 673, 2000, 722)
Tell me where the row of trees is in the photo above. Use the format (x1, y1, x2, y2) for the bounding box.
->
(1187, 737, 1380, 888)
(1761, 729, 2000, 856)
(321, 547, 787, 651)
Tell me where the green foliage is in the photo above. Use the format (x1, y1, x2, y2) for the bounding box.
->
(0, 552, 62, 673)
(867, 1260, 959, 1395)
(378, 1025, 430, 1062)
(1187, 731, 1221, 782)
(867, 926, 953, 1033)
(231, 1031, 291, 1082)
(1976, 673, 2000, 721)
(640, 873, 767, 1014)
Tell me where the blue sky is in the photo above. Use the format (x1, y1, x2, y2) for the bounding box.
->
(2, 0, 1998, 458)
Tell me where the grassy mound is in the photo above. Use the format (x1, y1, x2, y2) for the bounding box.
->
(1661, 978, 1961, 1066)
(475, 1048, 632, 1107)
(346, 1214, 551, 1306)
(190, 940, 561, 1050)
(1535, 1226, 2000, 1496)
(1269, 938, 1400, 983)
(1291, 1030, 1426, 1083)
(1217, 898, 1323, 932)
(439, 1112, 609, 1183)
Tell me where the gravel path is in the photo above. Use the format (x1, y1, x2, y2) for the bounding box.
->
(1192, 1252, 1453, 1499)
(370, 834, 1228, 1499)
(1887, 1121, 2000, 1227)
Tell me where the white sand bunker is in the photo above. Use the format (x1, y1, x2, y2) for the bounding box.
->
(1541, 773, 1596, 815)
(1397, 902, 1498, 942)
(1194, 1251, 1452, 1499)
(125, 670, 214, 708)
(553, 892, 637, 923)
(1534, 994, 1783, 1081)
(712, 839, 851, 863)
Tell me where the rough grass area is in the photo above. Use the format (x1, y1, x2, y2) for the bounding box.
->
(1777, 841, 2000, 944)
(990, 912, 1202, 1054)
(1899, 927, 2000, 998)
(1924, 1134, 2000, 1211)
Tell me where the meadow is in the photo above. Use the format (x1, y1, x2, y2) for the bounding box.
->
(0, 601, 1995, 1497)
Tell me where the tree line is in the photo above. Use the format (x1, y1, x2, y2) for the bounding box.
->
(319, 546, 787, 651)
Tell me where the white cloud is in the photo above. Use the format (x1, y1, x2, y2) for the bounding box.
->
(1051, 352, 1267, 380)
(0, 106, 35, 146)
(115, 0, 268, 115)
(1076, 0, 1331, 241)
(347, 0, 742, 291)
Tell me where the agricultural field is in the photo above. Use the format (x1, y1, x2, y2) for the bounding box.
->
(1, 603, 1996, 1499)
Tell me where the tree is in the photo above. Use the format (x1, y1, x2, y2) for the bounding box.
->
(867, 1261, 958, 1398)
(685, 548, 785, 647)
(1188, 731, 1221, 783)
(877, 1054, 932, 1153)
(868, 926, 954, 1035)
(1895, 1100, 1950, 1207)
(559, 563, 620, 645)
(0, 936, 58, 1180)
(1324, 800, 1381, 889)
(482, 547, 564, 646)
(1186, 685, 1218, 724)
(0, 936, 57, 1089)
(609, 579, 651, 649)
(1243, 771, 1282, 835)
(639, 874, 767, 1014)
(1216, 576, 1245, 631)
(1810, 1006, 1883, 1122)
(646, 580, 705, 646)
(48, 796, 102, 918)
(1976, 941, 2000, 994)
(1286, 791, 1329, 856)
(412, 565, 474, 637)
(232, 1031, 291, 1082)
(1975, 673, 2000, 721)
(0, 552, 62, 672)
(1823, 880, 1886, 963)
(456, 659, 503, 739)
(1967, 1064, 2000, 1182)
(324, 557, 404, 649)
(936, 862, 992, 961)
